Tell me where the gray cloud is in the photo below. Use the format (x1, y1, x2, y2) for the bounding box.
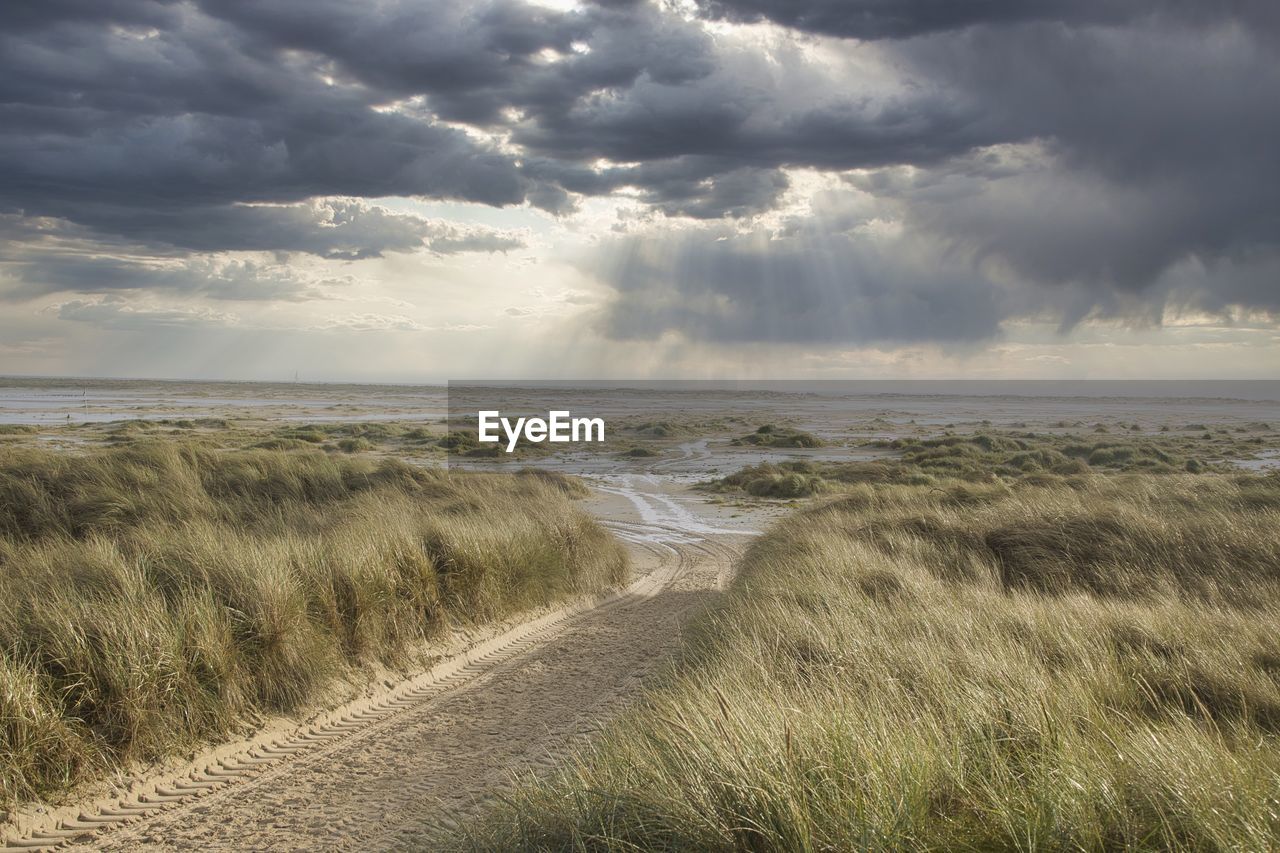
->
(0, 0, 1007, 231)
(3, 254, 333, 302)
(5, 0, 180, 33)
(0, 199, 523, 302)
(54, 295, 239, 330)
(864, 22, 1280, 315)
(694, 1, 1280, 40)
(592, 175, 1280, 348)
(583, 3, 1280, 340)
(592, 221, 1005, 346)
(2, 0, 1278, 342)
(1, 200, 523, 261)
(0, 1, 534, 246)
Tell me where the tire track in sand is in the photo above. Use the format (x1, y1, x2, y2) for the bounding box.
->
(10, 526, 742, 853)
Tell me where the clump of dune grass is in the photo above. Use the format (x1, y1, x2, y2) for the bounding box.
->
(513, 467, 591, 498)
(334, 422, 403, 439)
(457, 473, 1280, 850)
(624, 420, 689, 438)
(437, 429, 553, 459)
(249, 436, 315, 451)
(709, 461, 827, 498)
(274, 426, 327, 443)
(0, 442, 627, 807)
(731, 424, 825, 448)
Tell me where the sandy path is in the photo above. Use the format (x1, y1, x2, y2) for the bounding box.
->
(40, 509, 742, 852)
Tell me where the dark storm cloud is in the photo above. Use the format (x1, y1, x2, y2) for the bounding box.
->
(0, 0, 1002, 240)
(195, 0, 593, 125)
(614, 161, 792, 220)
(0, 0, 535, 264)
(591, 178, 1280, 348)
(8, 201, 524, 261)
(867, 21, 1280, 313)
(694, 0, 1280, 40)
(0, 102, 527, 212)
(588, 3, 1280, 340)
(1, 0, 1277, 337)
(593, 225, 1004, 345)
(4, 0, 180, 33)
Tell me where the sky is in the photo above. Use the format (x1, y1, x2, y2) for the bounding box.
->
(1, 0, 1277, 381)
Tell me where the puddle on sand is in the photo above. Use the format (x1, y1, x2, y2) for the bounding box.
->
(1231, 450, 1280, 472)
(592, 473, 759, 538)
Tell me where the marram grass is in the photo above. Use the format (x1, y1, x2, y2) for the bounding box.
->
(0, 442, 626, 806)
(457, 474, 1280, 851)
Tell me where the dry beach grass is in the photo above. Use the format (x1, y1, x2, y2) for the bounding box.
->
(0, 442, 627, 807)
(460, 471, 1280, 850)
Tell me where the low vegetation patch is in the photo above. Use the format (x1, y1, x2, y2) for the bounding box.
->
(731, 424, 825, 448)
(709, 431, 1232, 498)
(437, 429, 552, 458)
(624, 421, 689, 439)
(249, 437, 315, 451)
(461, 473, 1280, 850)
(0, 442, 626, 807)
(881, 432, 1208, 477)
(708, 461, 826, 498)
